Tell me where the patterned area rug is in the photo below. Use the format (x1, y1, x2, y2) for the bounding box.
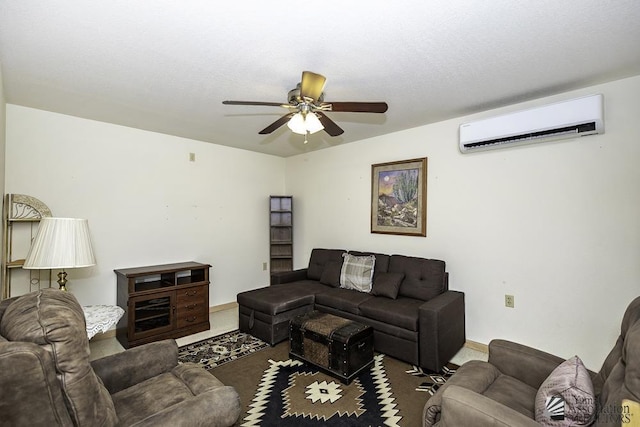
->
(179, 330, 461, 426)
(406, 363, 458, 395)
(242, 353, 400, 426)
(177, 330, 269, 369)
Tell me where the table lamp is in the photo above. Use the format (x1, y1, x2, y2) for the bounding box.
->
(23, 217, 96, 291)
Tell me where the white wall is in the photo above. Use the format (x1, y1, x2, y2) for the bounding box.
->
(5, 106, 285, 306)
(0, 64, 6, 294)
(0, 63, 5, 231)
(0, 64, 5, 193)
(285, 75, 640, 370)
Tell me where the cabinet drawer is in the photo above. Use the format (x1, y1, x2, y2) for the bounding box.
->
(177, 311, 208, 329)
(176, 299, 207, 317)
(177, 285, 208, 303)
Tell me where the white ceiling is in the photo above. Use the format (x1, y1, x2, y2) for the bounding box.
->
(1, 1, 639, 157)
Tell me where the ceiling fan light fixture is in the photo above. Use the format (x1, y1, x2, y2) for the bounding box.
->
(287, 112, 307, 134)
(305, 112, 324, 134)
(286, 111, 324, 135)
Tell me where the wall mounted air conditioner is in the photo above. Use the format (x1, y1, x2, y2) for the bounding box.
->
(459, 94, 604, 153)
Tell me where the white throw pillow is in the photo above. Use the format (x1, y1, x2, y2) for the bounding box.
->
(339, 253, 375, 293)
(535, 355, 596, 426)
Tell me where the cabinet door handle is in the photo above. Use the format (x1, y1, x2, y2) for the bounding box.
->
(185, 304, 197, 310)
(185, 290, 198, 296)
(185, 316, 197, 323)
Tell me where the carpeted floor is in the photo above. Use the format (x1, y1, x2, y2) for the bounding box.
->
(180, 330, 457, 427)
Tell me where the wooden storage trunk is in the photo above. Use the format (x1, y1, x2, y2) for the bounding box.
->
(289, 310, 374, 384)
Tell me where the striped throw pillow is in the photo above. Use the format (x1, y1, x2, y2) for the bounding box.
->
(339, 253, 375, 293)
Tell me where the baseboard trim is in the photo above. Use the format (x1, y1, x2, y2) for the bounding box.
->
(209, 301, 238, 313)
(465, 339, 489, 354)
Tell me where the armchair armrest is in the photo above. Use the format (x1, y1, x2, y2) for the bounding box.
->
(488, 339, 565, 389)
(419, 290, 465, 372)
(270, 268, 308, 285)
(435, 385, 540, 427)
(91, 339, 178, 394)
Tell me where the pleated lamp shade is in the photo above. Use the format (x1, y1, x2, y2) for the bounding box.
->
(24, 218, 96, 269)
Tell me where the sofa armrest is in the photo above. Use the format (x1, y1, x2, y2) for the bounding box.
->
(488, 339, 566, 389)
(91, 339, 178, 394)
(419, 290, 465, 372)
(433, 385, 540, 427)
(270, 268, 308, 285)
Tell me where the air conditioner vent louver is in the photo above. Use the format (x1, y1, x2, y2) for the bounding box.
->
(459, 94, 603, 153)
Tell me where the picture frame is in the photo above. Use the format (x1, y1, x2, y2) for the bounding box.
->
(371, 157, 427, 236)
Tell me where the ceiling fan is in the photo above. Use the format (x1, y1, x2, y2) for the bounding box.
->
(222, 71, 388, 141)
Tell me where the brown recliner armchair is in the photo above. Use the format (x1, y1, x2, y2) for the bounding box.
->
(424, 296, 640, 426)
(0, 289, 241, 426)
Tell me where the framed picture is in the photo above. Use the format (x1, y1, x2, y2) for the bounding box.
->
(371, 157, 427, 236)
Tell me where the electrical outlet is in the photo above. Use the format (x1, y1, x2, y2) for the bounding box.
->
(505, 294, 515, 308)
(262, 262, 267, 271)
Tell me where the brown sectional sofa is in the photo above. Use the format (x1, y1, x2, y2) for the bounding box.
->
(237, 248, 465, 372)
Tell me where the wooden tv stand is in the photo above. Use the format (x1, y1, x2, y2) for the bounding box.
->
(115, 262, 211, 348)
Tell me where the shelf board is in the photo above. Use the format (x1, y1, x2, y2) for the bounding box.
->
(134, 280, 174, 293)
(135, 312, 170, 323)
(7, 259, 26, 268)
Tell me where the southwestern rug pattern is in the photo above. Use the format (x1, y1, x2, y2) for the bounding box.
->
(178, 330, 461, 426)
(177, 330, 269, 369)
(406, 363, 458, 395)
(241, 353, 400, 427)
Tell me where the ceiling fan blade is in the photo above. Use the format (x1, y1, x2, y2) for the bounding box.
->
(316, 112, 344, 136)
(223, 100, 289, 107)
(258, 113, 295, 134)
(324, 102, 388, 113)
(300, 71, 326, 101)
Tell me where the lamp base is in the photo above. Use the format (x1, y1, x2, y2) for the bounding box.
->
(57, 270, 68, 291)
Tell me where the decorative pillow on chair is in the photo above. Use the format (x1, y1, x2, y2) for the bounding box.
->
(371, 272, 405, 299)
(320, 261, 343, 287)
(535, 355, 596, 427)
(339, 253, 375, 293)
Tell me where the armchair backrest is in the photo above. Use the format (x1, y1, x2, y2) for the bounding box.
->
(0, 289, 118, 426)
(593, 296, 640, 426)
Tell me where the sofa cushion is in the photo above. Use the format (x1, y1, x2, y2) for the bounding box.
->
(484, 374, 538, 418)
(237, 284, 315, 315)
(358, 296, 424, 331)
(112, 363, 240, 426)
(320, 261, 342, 287)
(307, 249, 346, 281)
(371, 272, 405, 299)
(389, 255, 446, 301)
(0, 289, 118, 426)
(535, 356, 596, 426)
(314, 288, 373, 315)
(340, 253, 375, 293)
